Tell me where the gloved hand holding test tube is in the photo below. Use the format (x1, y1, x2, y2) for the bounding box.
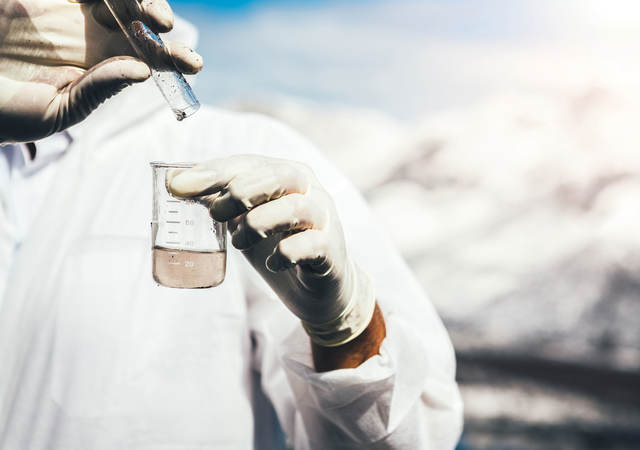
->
(102, 0, 200, 120)
(0, 0, 203, 143)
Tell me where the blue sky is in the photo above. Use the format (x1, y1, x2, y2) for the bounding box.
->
(165, 0, 640, 118)
(172, 0, 368, 12)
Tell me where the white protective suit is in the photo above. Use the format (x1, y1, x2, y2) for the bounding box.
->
(0, 19, 462, 450)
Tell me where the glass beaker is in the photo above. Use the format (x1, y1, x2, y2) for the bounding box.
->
(151, 162, 226, 288)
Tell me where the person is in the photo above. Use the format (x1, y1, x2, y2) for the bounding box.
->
(0, 1, 463, 448)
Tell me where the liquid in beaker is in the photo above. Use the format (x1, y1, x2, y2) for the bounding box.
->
(152, 248, 226, 289)
(151, 162, 226, 289)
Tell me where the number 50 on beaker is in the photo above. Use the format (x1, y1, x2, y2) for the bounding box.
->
(150, 162, 227, 289)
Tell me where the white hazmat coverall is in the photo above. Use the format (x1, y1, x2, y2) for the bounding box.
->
(0, 27, 463, 450)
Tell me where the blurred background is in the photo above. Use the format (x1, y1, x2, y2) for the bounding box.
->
(171, 1, 640, 448)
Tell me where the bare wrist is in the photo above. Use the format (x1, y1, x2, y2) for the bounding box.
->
(311, 302, 386, 372)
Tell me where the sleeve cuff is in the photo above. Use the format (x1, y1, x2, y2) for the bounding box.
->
(279, 313, 431, 443)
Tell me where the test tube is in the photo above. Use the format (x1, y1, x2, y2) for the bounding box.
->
(102, 0, 200, 120)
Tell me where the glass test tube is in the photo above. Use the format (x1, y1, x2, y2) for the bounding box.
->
(102, 0, 200, 120)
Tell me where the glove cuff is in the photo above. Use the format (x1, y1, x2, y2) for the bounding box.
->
(302, 262, 376, 347)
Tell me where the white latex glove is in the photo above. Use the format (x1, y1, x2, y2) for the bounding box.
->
(0, 0, 203, 144)
(168, 155, 376, 347)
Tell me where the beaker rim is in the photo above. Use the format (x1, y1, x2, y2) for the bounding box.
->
(150, 161, 196, 169)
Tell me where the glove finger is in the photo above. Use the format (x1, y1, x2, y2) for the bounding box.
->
(210, 165, 311, 221)
(50, 56, 150, 130)
(90, 1, 142, 31)
(125, 21, 175, 71)
(90, 0, 173, 33)
(227, 214, 245, 234)
(139, 0, 174, 33)
(266, 229, 332, 274)
(119, 22, 203, 74)
(90, 1, 121, 30)
(190, 192, 220, 209)
(232, 193, 328, 250)
(166, 41, 203, 75)
(167, 156, 271, 198)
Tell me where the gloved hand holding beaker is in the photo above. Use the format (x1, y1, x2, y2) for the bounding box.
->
(0, 0, 203, 144)
(167, 155, 377, 348)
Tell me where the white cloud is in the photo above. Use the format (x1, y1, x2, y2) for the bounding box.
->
(175, 0, 640, 118)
